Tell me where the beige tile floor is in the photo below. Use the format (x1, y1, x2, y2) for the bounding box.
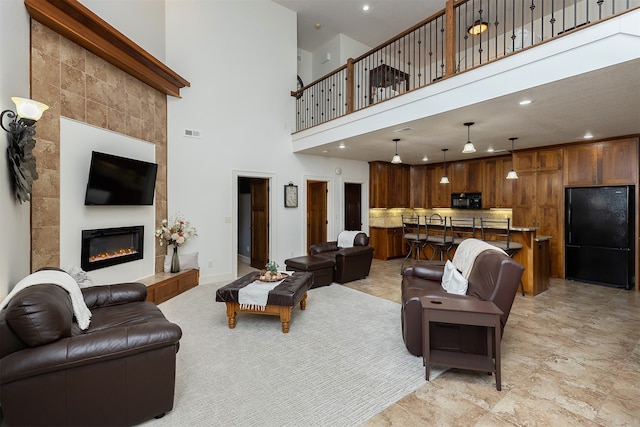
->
(239, 257, 640, 425)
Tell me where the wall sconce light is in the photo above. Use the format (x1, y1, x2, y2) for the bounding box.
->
(468, 20, 488, 35)
(506, 137, 519, 180)
(439, 148, 450, 184)
(391, 138, 402, 164)
(462, 122, 476, 153)
(1, 97, 49, 203)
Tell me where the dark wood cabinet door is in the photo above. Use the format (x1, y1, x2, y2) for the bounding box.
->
(564, 144, 599, 185)
(410, 165, 429, 208)
(602, 138, 638, 184)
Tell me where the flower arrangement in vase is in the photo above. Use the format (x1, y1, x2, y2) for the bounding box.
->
(155, 214, 197, 272)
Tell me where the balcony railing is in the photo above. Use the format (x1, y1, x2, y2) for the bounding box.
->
(293, 0, 639, 132)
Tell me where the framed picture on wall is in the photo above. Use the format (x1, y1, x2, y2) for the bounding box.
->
(284, 183, 298, 208)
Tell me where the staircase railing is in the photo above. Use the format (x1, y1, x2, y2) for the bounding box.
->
(293, 0, 639, 132)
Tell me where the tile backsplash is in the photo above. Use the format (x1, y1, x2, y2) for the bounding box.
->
(369, 208, 512, 228)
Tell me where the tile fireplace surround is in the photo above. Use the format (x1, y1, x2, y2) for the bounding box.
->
(29, 21, 168, 274)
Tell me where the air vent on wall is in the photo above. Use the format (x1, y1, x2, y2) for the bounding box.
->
(394, 127, 414, 133)
(184, 129, 201, 138)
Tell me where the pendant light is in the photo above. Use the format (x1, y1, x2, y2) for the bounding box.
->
(468, 20, 489, 35)
(506, 137, 519, 179)
(462, 122, 476, 153)
(439, 148, 450, 184)
(391, 138, 402, 164)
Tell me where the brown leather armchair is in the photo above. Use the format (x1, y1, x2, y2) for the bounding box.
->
(309, 232, 374, 284)
(401, 246, 524, 357)
(0, 278, 182, 426)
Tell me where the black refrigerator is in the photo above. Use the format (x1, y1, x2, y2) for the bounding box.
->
(565, 186, 635, 289)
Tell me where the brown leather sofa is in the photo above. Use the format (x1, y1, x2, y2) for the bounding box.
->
(309, 232, 374, 284)
(401, 247, 524, 357)
(0, 278, 182, 426)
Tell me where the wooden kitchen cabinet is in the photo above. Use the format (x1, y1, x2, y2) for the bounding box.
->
(370, 227, 407, 260)
(369, 161, 410, 208)
(512, 148, 563, 278)
(429, 164, 451, 208)
(410, 164, 429, 208)
(482, 156, 513, 208)
(564, 138, 638, 186)
(450, 160, 483, 193)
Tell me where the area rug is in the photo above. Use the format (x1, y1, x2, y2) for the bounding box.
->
(142, 281, 442, 427)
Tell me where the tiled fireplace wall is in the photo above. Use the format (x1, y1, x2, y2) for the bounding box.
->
(30, 21, 168, 274)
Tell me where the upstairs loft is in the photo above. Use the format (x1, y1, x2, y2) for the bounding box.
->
(291, 0, 640, 163)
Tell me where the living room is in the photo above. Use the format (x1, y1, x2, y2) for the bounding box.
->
(1, 0, 639, 425)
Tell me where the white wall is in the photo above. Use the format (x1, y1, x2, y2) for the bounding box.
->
(59, 118, 157, 285)
(0, 0, 32, 297)
(165, 0, 369, 284)
(79, 0, 166, 62)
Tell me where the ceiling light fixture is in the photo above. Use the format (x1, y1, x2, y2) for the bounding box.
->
(362, 4, 370, 11)
(583, 133, 594, 139)
(506, 137, 519, 180)
(462, 122, 476, 153)
(519, 99, 532, 105)
(422, 155, 428, 162)
(391, 138, 402, 164)
(338, 142, 346, 149)
(439, 148, 450, 184)
(468, 20, 488, 35)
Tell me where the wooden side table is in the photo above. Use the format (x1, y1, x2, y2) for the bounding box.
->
(421, 297, 504, 390)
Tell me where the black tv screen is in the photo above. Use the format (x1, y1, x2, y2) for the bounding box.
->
(84, 151, 158, 205)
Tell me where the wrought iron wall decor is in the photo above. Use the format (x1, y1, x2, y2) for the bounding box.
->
(1, 97, 49, 203)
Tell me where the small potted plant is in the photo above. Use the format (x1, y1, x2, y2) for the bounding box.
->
(260, 261, 283, 281)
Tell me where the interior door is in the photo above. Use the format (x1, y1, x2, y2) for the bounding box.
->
(250, 179, 269, 269)
(307, 180, 327, 250)
(345, 183, 362, 230)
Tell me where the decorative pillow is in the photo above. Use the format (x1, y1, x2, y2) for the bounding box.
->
(441, 260, 468, 295)
(164, 251, 199, 273)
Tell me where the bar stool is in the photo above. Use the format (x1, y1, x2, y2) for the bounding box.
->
(425, 213, 452, 261)
(401, 215, 427, 272)
(449, 217, 476, 247)
(480, 218, 525, 296)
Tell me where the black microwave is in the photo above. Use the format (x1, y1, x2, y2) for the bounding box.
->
(451, 192, 482, 209)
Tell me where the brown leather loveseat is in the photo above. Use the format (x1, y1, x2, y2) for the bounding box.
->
(309, 232, 374, 284)
(0, 274, 182, 426)
(401, 240, 524, 357)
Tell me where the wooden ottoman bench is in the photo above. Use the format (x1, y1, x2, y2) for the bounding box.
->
(284, 255, 335, 288)
(215, 271, 312, 333)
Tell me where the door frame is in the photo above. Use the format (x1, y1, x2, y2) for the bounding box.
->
(232, 170, 276, 278)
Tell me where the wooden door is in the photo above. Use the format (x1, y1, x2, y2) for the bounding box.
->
(307, 180, 327, 250)
(250, 179, 269, 269)
(344, 183, 362, 230)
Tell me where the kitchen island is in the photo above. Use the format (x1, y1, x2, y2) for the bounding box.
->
(369, 223, 550, 296)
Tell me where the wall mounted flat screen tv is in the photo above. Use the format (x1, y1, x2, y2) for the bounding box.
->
(84, 151, 158, 205)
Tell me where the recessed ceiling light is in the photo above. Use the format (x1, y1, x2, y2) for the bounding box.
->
(322, 150, 329, 153)
(583, 133, 594, 139)
(338, 142, 346, 149)
(362, 4, 370, 11)
(519, 99, 532, 105)
(422, 155, 428, 161)
(314, 23, 321, 29)
(487, 147, 495, 152)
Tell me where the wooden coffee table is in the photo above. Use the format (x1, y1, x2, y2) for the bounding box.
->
(215, 272, 312, 333)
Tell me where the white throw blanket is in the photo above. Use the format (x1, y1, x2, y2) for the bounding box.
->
(337, 230, 361, 248)
(0, 270, 92, 330)
(238, 278, 284, 311)
(452, 238, 507, 279)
